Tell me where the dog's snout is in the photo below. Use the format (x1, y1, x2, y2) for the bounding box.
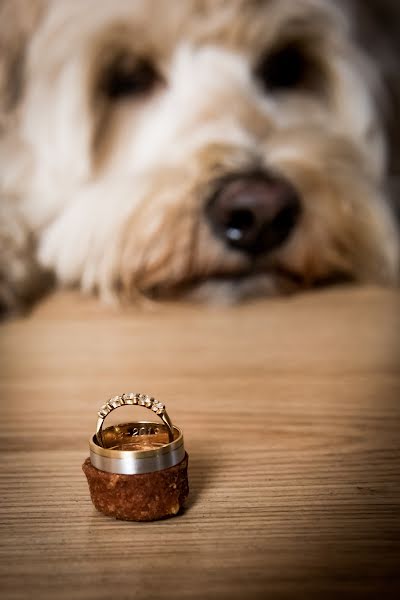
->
(206, 173, 301, 255)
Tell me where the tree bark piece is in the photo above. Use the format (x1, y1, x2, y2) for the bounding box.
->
(82, 453, 189, 521)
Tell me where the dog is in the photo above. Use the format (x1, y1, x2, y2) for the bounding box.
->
(0, 0, 399, 316)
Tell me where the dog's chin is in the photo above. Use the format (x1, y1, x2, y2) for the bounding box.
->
(184, 272, 299, 304)
(140, 268, 304, 305)
(139, 264, 355, 305)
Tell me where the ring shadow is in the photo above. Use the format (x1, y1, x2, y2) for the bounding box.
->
(183, 441, 219, 512)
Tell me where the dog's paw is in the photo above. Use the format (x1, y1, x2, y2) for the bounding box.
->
(38, 190, 122, 298)
(38, 200, 97, 288)
(0, 206, 53, 319)
(0, 259, 51, 319)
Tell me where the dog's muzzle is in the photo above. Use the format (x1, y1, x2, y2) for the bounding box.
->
(205, 171, 301, 255)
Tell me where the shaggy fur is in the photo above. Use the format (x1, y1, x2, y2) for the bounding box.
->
(0, 0, 399, 315)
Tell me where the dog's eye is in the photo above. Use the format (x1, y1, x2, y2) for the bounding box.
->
(100, 53, 160, 100)
(255, 42, 321, 93)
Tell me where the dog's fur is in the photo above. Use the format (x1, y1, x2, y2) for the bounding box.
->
(0, 0, 399, 315)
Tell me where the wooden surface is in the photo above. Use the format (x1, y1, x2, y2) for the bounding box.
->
(0, 286, 399, 600)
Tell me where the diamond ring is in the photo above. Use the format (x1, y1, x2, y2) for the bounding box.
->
(95, 392, 175, 447)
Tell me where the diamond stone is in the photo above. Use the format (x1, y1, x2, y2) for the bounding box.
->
(138, 395, 147, 406)
(109, 396, 122, 408)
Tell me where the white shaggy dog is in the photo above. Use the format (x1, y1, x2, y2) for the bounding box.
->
(0, 0, 399, 315)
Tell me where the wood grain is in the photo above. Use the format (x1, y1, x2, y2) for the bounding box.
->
(0, 286, 399, 600)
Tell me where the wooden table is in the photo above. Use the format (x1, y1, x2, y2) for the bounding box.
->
(1, 287, 399, 599)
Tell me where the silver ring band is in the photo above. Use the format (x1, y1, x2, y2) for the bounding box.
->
(89, 424, 185, 475)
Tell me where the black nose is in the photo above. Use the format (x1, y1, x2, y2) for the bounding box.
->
(206, 172, 301, 254)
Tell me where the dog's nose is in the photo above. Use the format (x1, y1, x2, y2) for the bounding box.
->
(206, 173, 301, 254)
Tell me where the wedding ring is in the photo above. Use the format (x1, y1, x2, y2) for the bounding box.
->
(96, 392, 174, 446)
(90, 393, 185, 475)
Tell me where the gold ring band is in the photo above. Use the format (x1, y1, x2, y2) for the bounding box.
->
(98, 421, 172, 449)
